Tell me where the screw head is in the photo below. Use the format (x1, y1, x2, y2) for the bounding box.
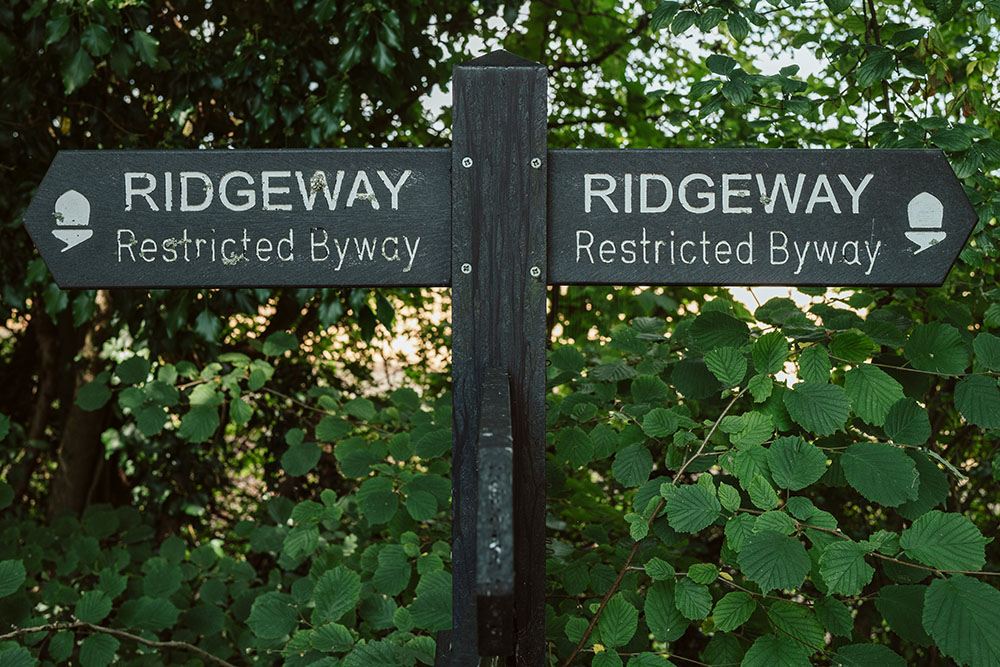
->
(461, 262, 472, 274)
(530, 157, 542, 169)
(461, 157, 473, 168)
(530, 265, 541, 278)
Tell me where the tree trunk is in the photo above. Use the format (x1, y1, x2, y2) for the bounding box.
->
(46, 290, 113, 518)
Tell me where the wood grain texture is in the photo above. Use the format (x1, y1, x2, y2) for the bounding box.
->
(450, 50, 548, 666)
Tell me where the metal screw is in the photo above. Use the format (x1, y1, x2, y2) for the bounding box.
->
(529, 265, 541, 278)
(461, 156, 473, 168)
(461, 263, 472, 274)
(530, 157, 542, 169)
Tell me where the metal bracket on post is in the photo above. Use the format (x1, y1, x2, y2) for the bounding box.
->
(476, 369, 515, 657)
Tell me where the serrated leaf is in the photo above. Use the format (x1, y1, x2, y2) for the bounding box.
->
(644, 581, 687, 641)
(814, 596, 853, 636)
(631, 375, 669, 403)
(955, 375, 1000, 428)
(830, 329, 876, 362)
(713, 591, 755, 631)
(49, 631, 75, 662)
(688, 563, 718, 584)
(667, 484, 721, 533)
(748, 373, 773, 402)
(875, 585, 932, 645)
(768, 436, 827, 490)
(722, 78, 753, 105)
(119, 596, 179, 631)
(316, 416, 352, 441)
(178, 405, 219, 443)
(783, 382, 850, 436)
(724, 514, 756, 552)
(897, 450, 949, 521)
(739, 531, 810, 591)
(845, 364, 904, 426)
(768, 601, 825, 654)
(612, 444, 653, 487)
(856, 47, 894, 88)
(0, 559, 26, 597)
(133, 30, 159, 65)
(923, 575, 1000, 667)
(974, 332, 1000, 371)
(903, 322, 969, 374)
(900, 510, 988, 571)
(718, 483, 741, 512)
(674, 577, 712, 620)
(75, 590, 113, 623)
(557, 427, 593, 469)
(833, 644, 906, 667)
(689, 312, 750, 351)
(79, 633, 118, 667)
(884, 398, 931, 445)
(313, 566, 361, 624)
(63, 48, 95, 94)
(311, 622, 354, 653)
(373, 545, 411, 596)
(409, 570, 451, 631)
(754, 331, 789, 375)
(841, 442, 918, 507)
(755, 510, 796, 535)
(283, 524, 319, 559)
(599, 593, 638, 648)
(645, 557, 676, 580)
(820, 541, 874, 595)
(705, 346, 747, 386)
(731, 411, 774, 448)
(248, 591, 297, 639)
(748, 475, 779, 510)
(282, 441, 322, 477)
(798, 345, 831, 383)
(77, 378, 111, 411)
(741, 634, 810, 667)
(405, 490, 437, 521)
(642, 408, 678, 438)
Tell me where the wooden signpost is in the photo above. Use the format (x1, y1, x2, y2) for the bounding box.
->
(24, 50, 977, 666)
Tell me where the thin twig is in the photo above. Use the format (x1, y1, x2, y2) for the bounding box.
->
(0, 622, 241, 667)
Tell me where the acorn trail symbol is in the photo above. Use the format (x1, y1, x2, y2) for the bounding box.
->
(51, 189, 93, 252)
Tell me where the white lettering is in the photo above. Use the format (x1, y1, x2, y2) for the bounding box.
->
(722, 173, 752, 214)
(262, 171, 292, 211)
(584, 174, 617, 213)
(679, 173, 715, 213)
(376, 170, 411, 210)
(639, 174, 672, 213)
(220, 171, 255, 211)
(125, 173, 158, 212)
(180, 172, 213, 211)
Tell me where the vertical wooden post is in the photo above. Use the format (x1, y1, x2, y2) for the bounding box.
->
(450, 50, 548, 665)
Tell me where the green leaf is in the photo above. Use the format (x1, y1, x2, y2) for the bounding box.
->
(143, 558, 182, 598)
(357, 478, 398, 524)
(667, 484, 721, 533)
(841, 442, 918, 507)
(229, 397, 252, 425)
(415, 428, 451, 459)
(79, 633, 118, 667)
(644, 581, 687, 642)
(747, 373, 773, 402)
(856, 47, 894, 88)
(645, 557, 676, 580)
(724, 514, 756, 552)
(313, 566, 361, 624)
(651, 1, 680, 31)
(727, 11, 750, 42)
(783, 382, 850, 436)
(115, 357, 151, 384)
(119, 596, 179, 631)
(897, 450, 949, 521)
(631, 375, 669, 403)
(557, 427, 593, 469)
(311, 622, 354, 652)
(830, 329, 876, 362)
(904, 322, 969, 374)
(405, 490, 437, 521)
(974, 332, 1000, 371)
(689, 311, 749, 351)
(75, 590, 113, 623)
(598, 593, 638, 647)
(670, 10, 697, 34)
(730, 411, 774, 448)
(0, 559, 26, 597)
(768, 436, 827, 491)
(178, 405, 220, 443)
(49, 630, 75, 661)
(718, 482, 741, 512)
(409, 570, 451, 631)
(713, 591, 755, 631)
(931, 128, 973, 151)
(753, 331, 789, 375)
(642, 408, 678, 438)
(594, 651, 623, 667)
(81, 24, 113, 56)
(45, 14, 71, 45)
(263, 331, 298, 356)
(875, 585, 932, 646)
(739, 531, 810, 591)
(825, 0, 852, 13)
(133, 30, 159, 65)
(77, 378, 112, 411)
(612, 444, 653, 487)
(721, 78, 753, 106)
(768, 601, 824, 654)
(814, 596, 853, 637)
(283, 524, 319, 559)
(373, 545, 411, 596)
(955, 375, 1000, 428)
(844, 364, 904, 426)
(833, 644, 906, 667)
(900, 510, 988, 571)
(316, 415, 352, 441)
(819, 541, 874, 595)
(741, 634, 810, 667)
(884, 398, 931, 445)
(748, 475, 779, 510)
(282, 441, 322, 476)
(63, 48, 95, 94)
(674, 577, 712, 620)
(688, 563, 718, 584)
(923, 575, 1000, 667)
(755, 510, 796, 534)
(248, 591, 297, 639)
(704, 346, 747, 386)
(798, 345, 831, 383)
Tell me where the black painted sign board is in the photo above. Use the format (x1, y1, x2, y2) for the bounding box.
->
(548, 149, 977, 286)
(23, 149, 451, 288)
